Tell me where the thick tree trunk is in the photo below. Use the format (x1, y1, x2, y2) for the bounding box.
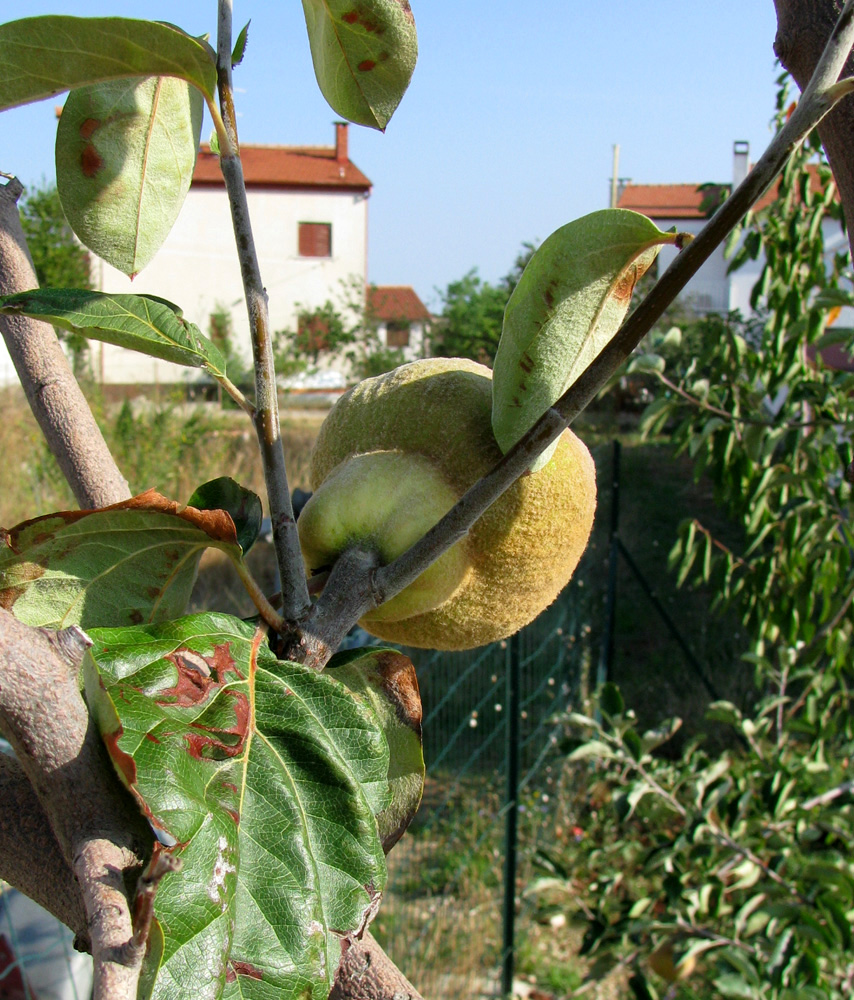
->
(774, 0, 854, 255)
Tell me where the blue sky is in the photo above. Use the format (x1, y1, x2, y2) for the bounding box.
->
(1, 2, 781, 310)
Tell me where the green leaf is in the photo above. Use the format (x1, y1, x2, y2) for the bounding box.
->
(301, 0, 417, 130)
(0, 17, 216, 112)
(492, 210, 680, 469)
(55, 75, 204, 276)
(0, 290, 226, 376)
(232, 21, 251, 67)
(84, 614, 388, 1000)
(187, 479, 262, 556)
(599, 682, 625, 718)
(0, 490, 241, 629)
(568, 740, 617, 762)
(627, 353, 665, 375)
(327, 646, 424, 852)
(622, 728, 643, 762)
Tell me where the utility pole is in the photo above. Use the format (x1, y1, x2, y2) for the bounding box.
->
(610, 144, 620, 208)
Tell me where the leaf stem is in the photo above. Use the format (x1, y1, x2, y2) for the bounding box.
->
(230, 556, 285, 632)
(211, 370, 255, 417)
(215, 0, 310, 624)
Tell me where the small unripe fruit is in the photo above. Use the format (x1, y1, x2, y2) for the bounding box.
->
(298, 358, 596, 650)
(297, 450, 469, 623)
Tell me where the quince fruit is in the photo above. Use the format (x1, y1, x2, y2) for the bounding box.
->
(297, 357, 596, 650)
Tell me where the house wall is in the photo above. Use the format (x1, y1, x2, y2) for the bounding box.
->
(94, 185, 369, 385)
(378, 320, 426, 360)
(655, 216, 852, 325)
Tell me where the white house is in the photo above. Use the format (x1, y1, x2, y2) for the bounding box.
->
(367, 285, 431, 360)
(89, 122, 373, 390)
(615, 141, 851, 321)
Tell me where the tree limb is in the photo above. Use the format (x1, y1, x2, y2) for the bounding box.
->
(0, 610, 151, 999)
(0, 176, 130, 510)
(330, 930, 423, 1000)
(0, 753, 88, 945)
(774, 0, 854, 256)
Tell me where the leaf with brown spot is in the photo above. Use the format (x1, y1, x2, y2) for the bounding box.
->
(84, 613, 389, 1000)
(0, 489, 244, 629)
(301, 0, 417, 130)
(492, 209, 683, 469)
(328, 646, 424, 852)
(56, 75, 204, 276)
(0, 16, 216, 112)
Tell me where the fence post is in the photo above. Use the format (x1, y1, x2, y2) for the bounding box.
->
(501, 629, 522, 998)
(597, 439, 621, 691)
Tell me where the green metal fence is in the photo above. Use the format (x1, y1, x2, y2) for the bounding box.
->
(371, 574, 593, 998)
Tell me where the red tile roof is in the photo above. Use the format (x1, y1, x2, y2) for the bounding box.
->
(192, 144, 372, 192)
(617, 183, 709, 219)
(368, 286, 431, 323)
(617, 165, 831, 219)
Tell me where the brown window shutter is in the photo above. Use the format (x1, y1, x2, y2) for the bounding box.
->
(298, 222, 332, 257)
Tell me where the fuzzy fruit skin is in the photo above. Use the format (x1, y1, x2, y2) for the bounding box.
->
(307, 358, 597, 650)
(297, 450, 470, 623)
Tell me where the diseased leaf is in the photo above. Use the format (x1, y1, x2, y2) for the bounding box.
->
(0, 490, 240, 629)
(56, 76, 204, 276)
(0, 290, 226, 376)
(301, 0, 417, 130)
(187, 479, 262, 556)
(84, 614, 389, 1000)
(328, 647, 424, 852)
(0, 16, 216, 111)
(492, 209, 680, 470)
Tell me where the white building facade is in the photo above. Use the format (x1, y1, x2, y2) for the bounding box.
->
(616, 142, 851, 322)
(93, 123, 371, 388)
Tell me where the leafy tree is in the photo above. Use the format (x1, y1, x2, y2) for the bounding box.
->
(432, 244, 536, 365)
(0, 7, 851, 1000)
(553, 74, 854, 999)
(19, 182, 91, 289)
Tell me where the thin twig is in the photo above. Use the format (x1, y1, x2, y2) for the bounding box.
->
(214, 1, 310, 624)
(801, 778, 854, 810)
(123, 848, 182, 960)
(359, 1, 854, 629)
(655, 372, 833, 430)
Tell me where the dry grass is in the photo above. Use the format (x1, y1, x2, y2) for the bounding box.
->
(0, 386, 323, 526)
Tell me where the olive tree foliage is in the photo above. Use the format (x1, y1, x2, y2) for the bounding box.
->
(551, 76, 854, 999)
(0, 4, 853, 1000)
(431, 244, 536, 365)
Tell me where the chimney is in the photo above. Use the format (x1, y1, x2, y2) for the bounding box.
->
(335, 121, 348, 165)
(733, 140, 749, 188)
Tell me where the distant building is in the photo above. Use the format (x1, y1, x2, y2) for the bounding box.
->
(367, 285, 432, 361)
(616, 141, 850, 320)
(89, 122, 372, 390)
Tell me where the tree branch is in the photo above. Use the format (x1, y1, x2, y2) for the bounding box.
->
(330, 930, 423, 1000)
(293, 0, 854, 664)
(0, 753, 88, 945)
(0, 176, 129, 510)
(214, 1, 310, 625)
(0, 610, 151, 1000)
(774, 0, 854, 256)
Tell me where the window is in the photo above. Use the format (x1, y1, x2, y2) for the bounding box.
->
(298, 222, 332, 258)
(385, 322, 410, 348)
